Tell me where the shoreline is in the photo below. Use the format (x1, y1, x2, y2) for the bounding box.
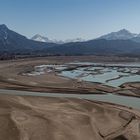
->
(0, 56, 139, 98)
(0, 88, 139, 108)
(0, 56, 140, 139)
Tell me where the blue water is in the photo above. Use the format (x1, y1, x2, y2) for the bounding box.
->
(60, 63, 140, 87)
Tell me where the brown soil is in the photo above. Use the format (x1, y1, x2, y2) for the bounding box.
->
(0, 56, 139, 97)
(0, 94, 140, 140)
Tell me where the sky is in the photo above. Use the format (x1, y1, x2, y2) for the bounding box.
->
(0, 0, 140, 40)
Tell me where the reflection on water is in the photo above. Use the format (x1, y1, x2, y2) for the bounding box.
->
(24, 62, 140, 87)
(60, 63, 140, 87)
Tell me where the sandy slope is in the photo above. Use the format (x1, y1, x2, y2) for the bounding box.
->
(0, 94, 139, 140)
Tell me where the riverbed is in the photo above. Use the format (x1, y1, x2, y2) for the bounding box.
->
(0, 89, 139, 109)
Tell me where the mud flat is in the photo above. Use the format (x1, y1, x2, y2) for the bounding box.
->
(0, 56, 140, 140)
(0, 56, 139, 97)
(0, 57, 116, 94)
(0, 94, 140, 140)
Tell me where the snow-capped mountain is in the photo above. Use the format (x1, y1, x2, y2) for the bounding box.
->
(0, 24, 56, 54)
(31, 34, 84, 44)
(31, 34, 51, 43)
(98, 29, 138, 40)
(31, 34, 64, 44)
(1, 24, 140, 56)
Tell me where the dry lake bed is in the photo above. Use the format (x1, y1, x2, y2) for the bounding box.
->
(0, 56, 140, 140)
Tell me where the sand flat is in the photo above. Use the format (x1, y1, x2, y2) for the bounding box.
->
(0, 94, 139, 140)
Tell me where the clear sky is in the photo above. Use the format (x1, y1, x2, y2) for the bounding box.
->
(0, 0, 140, 40)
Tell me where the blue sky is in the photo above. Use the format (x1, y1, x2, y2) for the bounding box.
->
(0, 0, 140, 40)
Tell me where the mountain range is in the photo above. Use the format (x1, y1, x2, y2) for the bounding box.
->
(31, 34, 84, 44)
(31, 29, 140, 43)
(0, 24, 140, 57)
(99, 29, 140, 43)
(0, 24, 56, 55)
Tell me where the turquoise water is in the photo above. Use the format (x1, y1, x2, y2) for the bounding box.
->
(25, 63, 140, 87)
(60, 63, 140, 87)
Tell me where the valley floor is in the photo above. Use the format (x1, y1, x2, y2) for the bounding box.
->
(0, 56, 140, 140)
(0, 56, 139, 97)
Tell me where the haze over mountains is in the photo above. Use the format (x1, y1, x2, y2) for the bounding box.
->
(0, 24, 56, 55)
(99, 29, 140, 43)
(0, 24, 140, 57)
(31, 29, 140, 43)
(31, 34, 84, 44)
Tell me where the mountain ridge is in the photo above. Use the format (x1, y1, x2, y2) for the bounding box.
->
(0, 24, 140, 57)
(31, 28, 140, 43)
(98, 29, 138, 40)
(0, 24, 57, 55)
(31, 34, 85, 44)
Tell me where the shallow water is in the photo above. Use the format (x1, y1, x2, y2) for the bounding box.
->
(60, 62, 140, 87)
(17, 62, 140, 109)
(0, 89, 139, 109)
(25, 62, 140, 87)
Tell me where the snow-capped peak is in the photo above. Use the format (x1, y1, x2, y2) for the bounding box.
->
(98, 29, 138, 40)
(31, 34, 84, 44)
(31, 34, 50, 42)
